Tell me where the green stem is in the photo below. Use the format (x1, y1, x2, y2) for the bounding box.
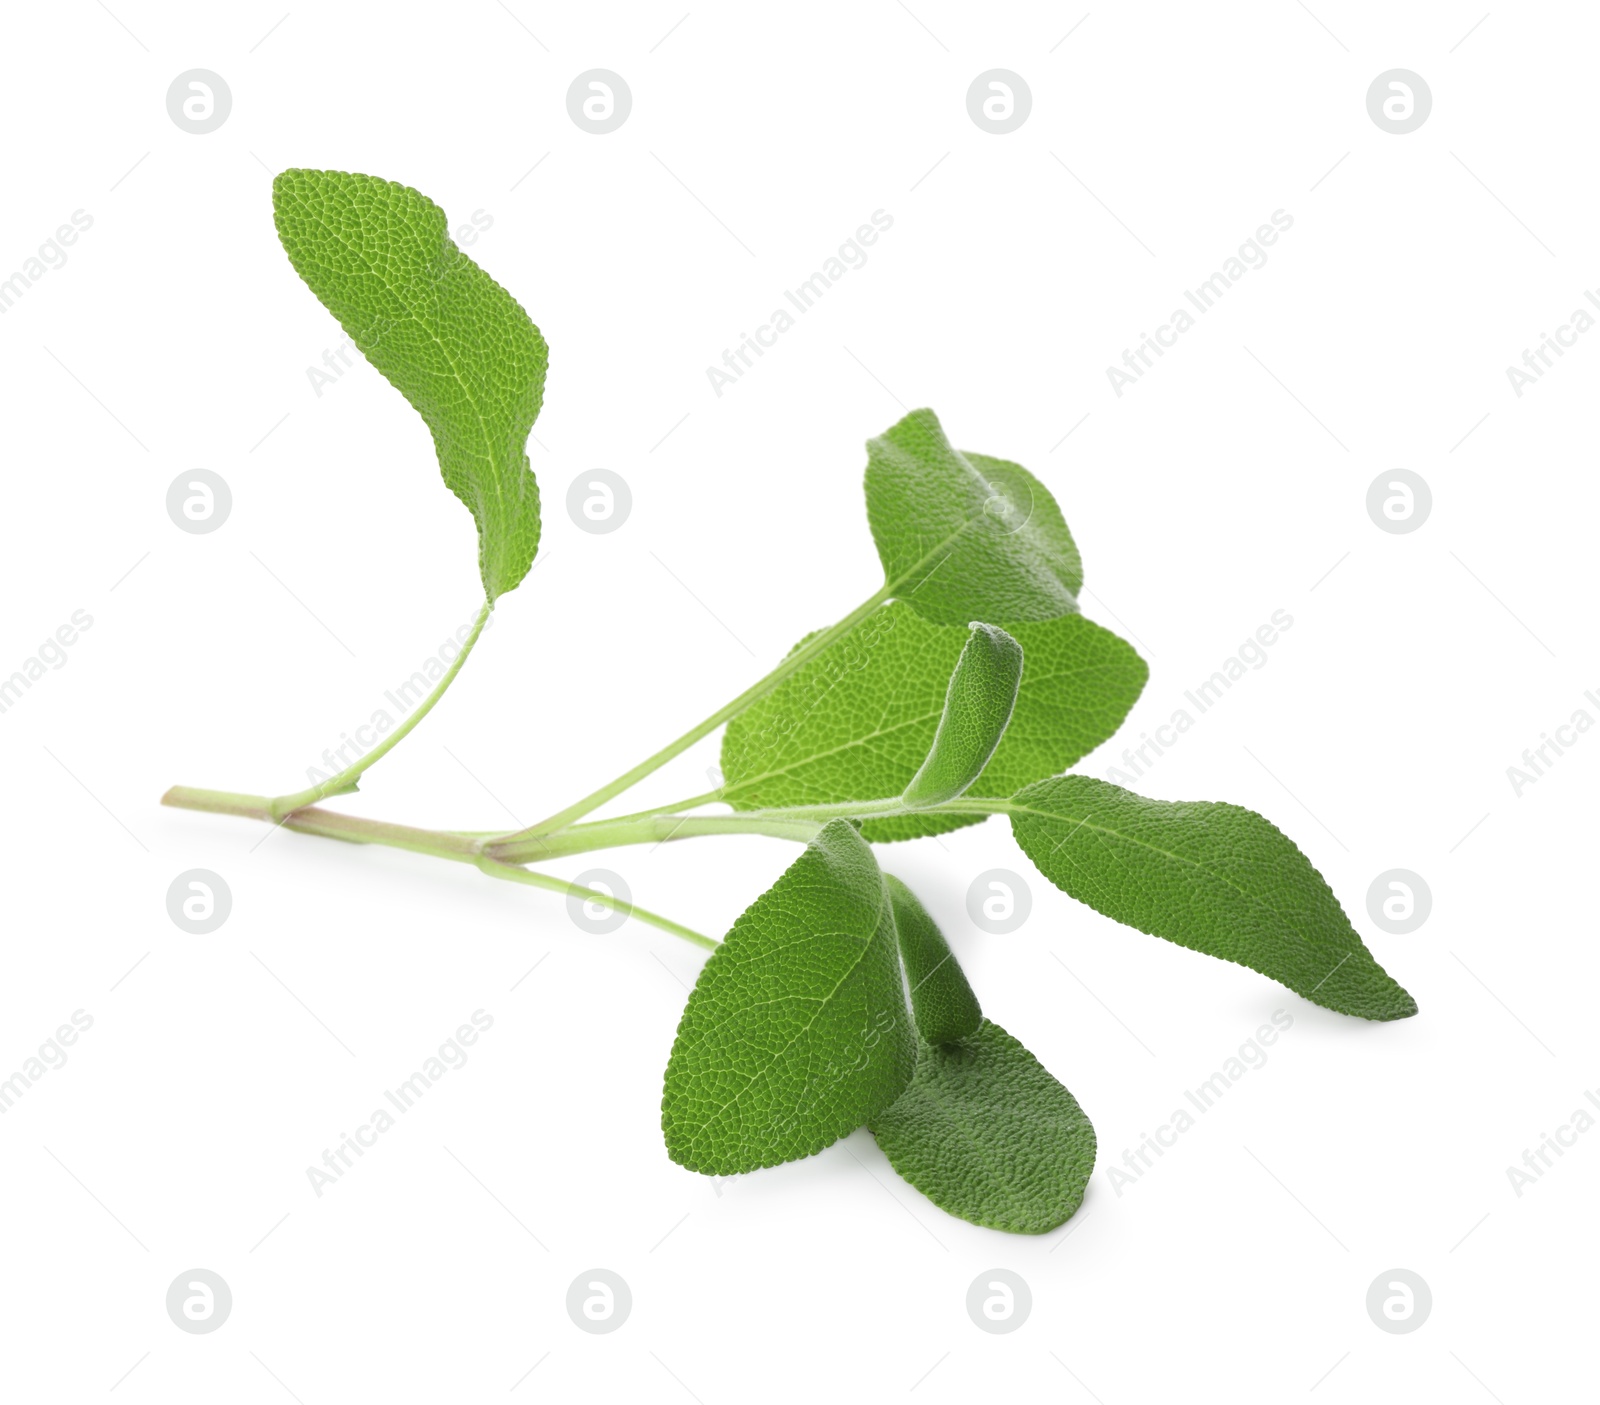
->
(165, 784, 1003, 867)
(430, 791, 730, 841)
(476, 859, 717, 950)
(486, 811, 826, 865)
(162, 786, 486, 859)
(266, 600, 492, 819)
(483, 796, 1011, 865)
(502, 582, 896, 841)
(593, 789, 728, 827)
(160, 785, 716, 951)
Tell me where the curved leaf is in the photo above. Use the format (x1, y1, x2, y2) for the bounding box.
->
(886, 876, 981, 1044)
(866, 408, 1082, 625)
(1009, 776, 1418, 1021)
(661, 820, 914, 1174)
(870, 1020, 1095, 1234)
(900, 623, 1022, 809)
(273, 168, 547, 601)
(719, 602, 1146, 842)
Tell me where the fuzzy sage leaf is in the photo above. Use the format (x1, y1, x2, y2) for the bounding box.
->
(1009, 776, 1418, 1021)
(272, 169, 548, 601)
(900, 622, 1022, 809)
(887, 877, 982, 1044)
(720, 602, 1146, 841)
(660, 819, 915, 1174)
(870, 1021, 1095, 1234)
(867, 408, 1083, 625)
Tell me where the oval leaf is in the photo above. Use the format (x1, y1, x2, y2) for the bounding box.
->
(900, 623, 1022, 809)
(1009, 776, 1418, 1021)
(273, 169, 547, 601)
(886, 876, 981, 1044)
(661, 819, 914, 1174)
(719, 602, 1146, 842)
(865, 408, 1082, 625)
(870, 1020, 1095, 1234)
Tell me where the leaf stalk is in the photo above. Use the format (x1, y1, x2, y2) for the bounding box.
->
(264, 599, 493, 820)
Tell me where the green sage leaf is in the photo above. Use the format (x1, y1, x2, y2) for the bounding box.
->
(660, 819, 915, 1174)
(272, 168, 547, 601)
(719, 602, 1146, 842)
(900, 623, 1022, 809)
(1009, 776, 1418, 1021)
(886, 876, 981, 1045)
(866, 408, 1082, 625)
(870, 1020, 1095, 1234)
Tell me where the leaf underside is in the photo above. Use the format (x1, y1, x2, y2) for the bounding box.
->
(1009, 776, 1418, 1021)
(720, 602, 1146, 842)
(272, 168, 547, 601)
(870, 1020, 1096, 1234)
(661, 820, 914, 1174)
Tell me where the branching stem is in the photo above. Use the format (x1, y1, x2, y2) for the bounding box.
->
(499, 582, 896, 841)
(264, 599, 493, 820)
(160, 581, 1009, 953)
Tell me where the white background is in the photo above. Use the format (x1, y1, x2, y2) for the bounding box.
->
(1, 1, 1595, 1400)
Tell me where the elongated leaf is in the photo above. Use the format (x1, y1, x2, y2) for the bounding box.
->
(273, 169, 547, 601)
(870, 1020, 1095, 1234)
(1009, 777, 1417, 1021)
(661, 820, 914, 1174)
(900, 623, 1022, 809)
(720, 602, 1146, 841)
(867, 409, 1082, 625)
(886, 877, 981, 1044)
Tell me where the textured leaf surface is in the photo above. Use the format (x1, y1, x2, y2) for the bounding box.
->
(661, 820, 914, 1174)
(900, 623, 1022, 809)
(720, 602, 1146, 842)
(886, 877, 981, 1044)
(870, 1020, 1095, 1234)
(1009, 777, 1417, 1020)
(273, 169, 547, 600)
(866, 408, 1082, 625)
